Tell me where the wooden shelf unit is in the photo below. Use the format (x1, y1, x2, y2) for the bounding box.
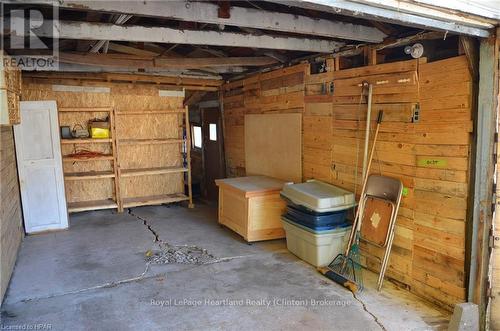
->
(61, 138, 112, 144)
(67, 199, 118, 213)
(121, 166, 188, 177)
(59, 106, 122, 213)
(63, 155, 114, 162)
(64, 171, 115, 181)
(115, 109, 185, 115)
(122, 193, 190, 208)
(59, 105, 193, 213)
(118, 138, 184, 145)
(59, 107, 113, 113)
(115, 106, 194, 209)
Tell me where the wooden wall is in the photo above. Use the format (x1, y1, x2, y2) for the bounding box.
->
(222, 56, 473, 310)
(222, 63, 309, 177)
(0, 126, 23, 303)
(22, 80, 184, 205)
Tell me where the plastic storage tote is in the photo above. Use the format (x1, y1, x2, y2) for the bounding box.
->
(285, 205, 347, 231)
(280, 180, 356, 213)
(281, 216, 351, 267)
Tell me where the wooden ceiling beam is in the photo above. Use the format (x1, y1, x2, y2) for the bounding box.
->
(268, 0, 490, 37)
(23, 71, 223, 87)
(107, 42, 159, 57)
(12, 18, 343, 53)
(24, 0, 386, 43)
(184, 91, 208, 107)
(56, 53, 278, 68)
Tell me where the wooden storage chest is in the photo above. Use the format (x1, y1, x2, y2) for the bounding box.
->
(215, 176, 287, 242)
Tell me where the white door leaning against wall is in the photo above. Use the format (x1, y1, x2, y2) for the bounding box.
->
(14, 101, 68, 233)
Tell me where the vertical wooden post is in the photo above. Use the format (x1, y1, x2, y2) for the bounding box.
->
(469, 30, 499, 330)
(109, 104, 123, 212)
(184, 106, 194, 208)
(218, 88, 227, 178)
(325, 58, 335, 72)
(368, 47, 377, 66)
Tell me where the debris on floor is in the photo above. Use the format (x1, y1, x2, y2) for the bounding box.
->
(146, 242, 219, 265)
(130, 207, 221, 265)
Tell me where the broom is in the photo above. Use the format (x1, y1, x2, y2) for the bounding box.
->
(318, 110, 384, 293)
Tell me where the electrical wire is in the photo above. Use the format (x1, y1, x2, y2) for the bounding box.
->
(66, 149, 107, 159)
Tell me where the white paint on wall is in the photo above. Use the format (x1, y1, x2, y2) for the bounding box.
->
(52, 85, 111, 93)
(159, 89, 185, 97)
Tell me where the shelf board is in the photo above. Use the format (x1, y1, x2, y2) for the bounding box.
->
(121, 166, 188, 177)
(59, 107, 112, 112)
(115, 109, 184, 115)
(63, 155, 114, 162)
(65, 171, 115, 181)
(68, 199, 118, 213)
(61, 138, 112, 144)
(122, 193, 189, 208)
(118, 138, 184, 146)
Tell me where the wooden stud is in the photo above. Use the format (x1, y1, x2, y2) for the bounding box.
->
(334, 57, 341, 71)
(368, 47, 377, 66)
(185, 106, 194, 208)
(109, 105, 123, 212)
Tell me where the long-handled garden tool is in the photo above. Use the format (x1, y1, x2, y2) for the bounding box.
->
(318, 109, 384, 293)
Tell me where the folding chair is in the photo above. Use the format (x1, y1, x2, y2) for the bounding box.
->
(359, 175, 403, 291)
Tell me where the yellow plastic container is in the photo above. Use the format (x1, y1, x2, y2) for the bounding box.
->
(90, 127, 110, 139)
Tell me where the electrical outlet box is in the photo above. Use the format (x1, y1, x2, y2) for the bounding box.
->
(412, 103, 420, 123)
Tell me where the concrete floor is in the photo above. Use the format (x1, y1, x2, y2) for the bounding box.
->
(1, 203, 450, 330)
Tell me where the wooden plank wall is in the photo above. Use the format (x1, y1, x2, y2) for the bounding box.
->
(222, 56, 472, 310)
(0, 126, 23, 303)
(222, 63, 309, 177)
(21, 80, 184, 204)
(306, 56, 471, 310)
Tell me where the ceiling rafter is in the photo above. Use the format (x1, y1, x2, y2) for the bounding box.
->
(56, 53, 279, 69)
(9, 18, 344, 53)
(17, 0, 386, 43)
(267, 0, 491, 38)
(90, 14, 133, 53)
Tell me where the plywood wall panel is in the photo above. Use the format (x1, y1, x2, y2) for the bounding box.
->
(65, 180, 115, 203)
(22, 80, 185, 205)
(121, 173, 183, 199)
(244, 113, 302, 183)
(222, 63, 308, 177)
(115, 114, 179, 139)
(119, 144, 181, 169)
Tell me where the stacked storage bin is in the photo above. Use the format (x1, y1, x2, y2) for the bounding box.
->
(280, 180, 356, 267)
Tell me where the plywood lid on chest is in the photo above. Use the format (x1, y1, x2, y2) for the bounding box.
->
(215, 176, 288, 197)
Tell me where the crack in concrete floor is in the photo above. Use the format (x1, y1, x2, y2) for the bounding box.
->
(128, 206, 387, 331)
(128, 207, 231, 265)
(6, 208, 257, 305)
(2, 206, 407, 331)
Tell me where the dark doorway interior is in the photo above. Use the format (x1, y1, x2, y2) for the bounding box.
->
(189, 96, 225, 202)
(201, 103, 225, 201)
